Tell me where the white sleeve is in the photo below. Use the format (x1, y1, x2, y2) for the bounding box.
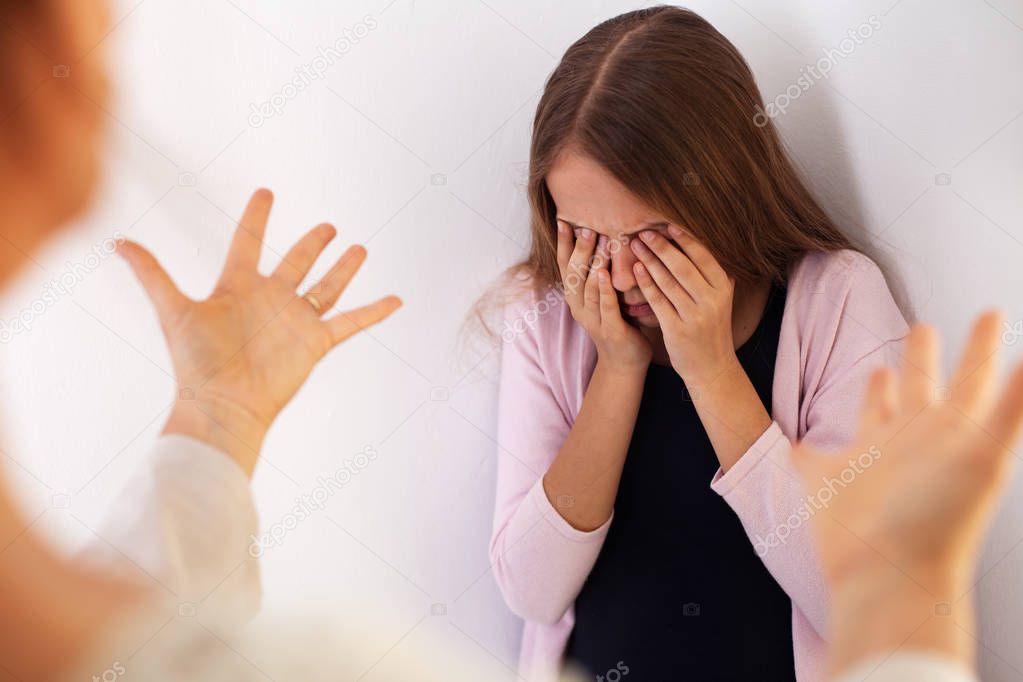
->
(833, 651, 978, 682)
(68, 608, 592, 682)
(79, 434, 261, 617)
(69, 438, 594, 682)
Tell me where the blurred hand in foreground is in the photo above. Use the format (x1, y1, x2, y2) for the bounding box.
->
(791, 311, 1023, 676)
(119, 188, 401, 475)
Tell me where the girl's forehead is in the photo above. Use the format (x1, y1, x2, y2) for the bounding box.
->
(548, 154, 665, 236)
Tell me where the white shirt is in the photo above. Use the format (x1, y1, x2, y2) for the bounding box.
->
(68, 435, 979, 682)
(71, 434, 536, 682)
(834, 651, 978, 682)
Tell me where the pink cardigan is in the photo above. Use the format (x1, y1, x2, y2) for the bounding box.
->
(490, 249, 910, 682)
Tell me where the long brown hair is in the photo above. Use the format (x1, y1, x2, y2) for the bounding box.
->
(518, 4, 851, 298)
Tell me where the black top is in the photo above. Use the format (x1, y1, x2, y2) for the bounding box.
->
(564, 285, 795, 682)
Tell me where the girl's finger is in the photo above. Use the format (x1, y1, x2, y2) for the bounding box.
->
(593, 233, 610, 269)
(637, 229, 709, 298)
(597, 269, 623, 328)
(633, 261, 679, 325)
(556, 220, 574, 279)
(899, 323, 941, 413)
(666, 224, 730, 289)
(564, 228, 596, 304)
(949, 310, 1003, 416)
(325, 296, 403, 346)
(272, 223, 337, 288)
(582, 235, 606, 313)
(303, 244, 368, 313)
(630, 237, 694, 314)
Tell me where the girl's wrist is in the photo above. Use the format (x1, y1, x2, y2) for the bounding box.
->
(594, 354, 649, 382)
(676, 351, 741, 391)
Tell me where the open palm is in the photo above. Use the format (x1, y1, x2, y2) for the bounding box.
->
(790, 312, 1023, 590)
(119, 189, 401, 475)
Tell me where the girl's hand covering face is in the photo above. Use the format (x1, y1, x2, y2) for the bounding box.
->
(556, 220, 651, 373)
(628, 225, 736, 383)
(118, 189, 402, 476)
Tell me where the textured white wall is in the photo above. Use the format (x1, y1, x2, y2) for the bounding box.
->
(0, 0, 1021, 679)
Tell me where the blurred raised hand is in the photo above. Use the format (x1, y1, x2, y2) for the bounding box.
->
(791, 312, 1023, 585)
(790, 311, 1023, 674)
(118, 189, 401, 475)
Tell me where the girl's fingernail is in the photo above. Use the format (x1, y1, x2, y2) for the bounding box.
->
(581, 228, 594, 240)
(557, 221, 567, 234)
(668, 224, 683, 237)
(597, 234, 608, 248)
(630, 238, 648, 254)
(640, 230, 656, 243)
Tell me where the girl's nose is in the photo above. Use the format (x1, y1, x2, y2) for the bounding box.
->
(609, 236, 639, 292)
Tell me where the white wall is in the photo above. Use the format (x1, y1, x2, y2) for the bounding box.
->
(1, 0, 1021, 679)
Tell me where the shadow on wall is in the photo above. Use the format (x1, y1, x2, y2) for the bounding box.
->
(745, 6, 917, 324)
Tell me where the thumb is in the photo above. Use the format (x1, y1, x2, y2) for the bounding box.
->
(787, 441, 823, 491)
(118, 240, 188, 328)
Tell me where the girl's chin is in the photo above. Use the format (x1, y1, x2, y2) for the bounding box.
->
(626, 313, 660, 328)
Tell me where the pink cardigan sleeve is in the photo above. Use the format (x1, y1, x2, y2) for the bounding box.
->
(709, 255, 909, 638)
(489, 291, 612, 625)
